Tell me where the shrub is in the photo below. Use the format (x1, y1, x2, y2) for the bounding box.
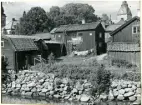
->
(95, 65, 111, 95)
(122, 72, 140, 82)
(112, 59, 137, 68)
(48, 52, 55, 65)
(1, 56, 11, 84)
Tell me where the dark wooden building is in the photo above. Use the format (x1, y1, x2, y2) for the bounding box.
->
(107, 16, 140, 66)
(51, 22, 106, 55)
(1, 35, 39, 72)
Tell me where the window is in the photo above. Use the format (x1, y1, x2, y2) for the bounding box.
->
(99, 42, 102, 47)
(78, 33, 83, 36)
(58, 35, 61, 38)
(1, 41, 4, 47)
(132, 25, 140, 34)
(99, 33, 102, 38)
(89, 33, 92, 36)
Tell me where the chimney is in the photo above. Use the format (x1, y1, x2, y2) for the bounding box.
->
(81, 19, 85, 24)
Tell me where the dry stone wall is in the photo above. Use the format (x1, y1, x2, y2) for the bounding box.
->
(2, 70, 141, 104)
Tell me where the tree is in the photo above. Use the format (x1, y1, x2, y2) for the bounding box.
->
(48, 3, 100, 27)
(16, 7, 50, 35)
(101, 14, 111, 25)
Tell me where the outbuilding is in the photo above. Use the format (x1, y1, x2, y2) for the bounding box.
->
(51, 22, 106, 55)
(107, 16, 140, 66)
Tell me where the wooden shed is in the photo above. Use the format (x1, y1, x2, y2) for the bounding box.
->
(50, 22, 106, 55)
(1, 35, 39, 72)
(107, 16, 140, 66)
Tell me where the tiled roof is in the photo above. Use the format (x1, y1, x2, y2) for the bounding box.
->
(107, 43, 140, 51)
(54, 22, 101, 33)
(10, 38, 38, 51)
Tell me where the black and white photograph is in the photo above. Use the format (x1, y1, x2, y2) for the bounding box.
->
(1, 0, 141, 104)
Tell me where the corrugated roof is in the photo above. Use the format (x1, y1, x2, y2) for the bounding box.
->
(107, 43, 140, 51)
(54, 22, 101, 33)
(9, 38, 38, 51)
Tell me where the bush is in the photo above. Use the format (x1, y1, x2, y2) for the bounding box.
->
(48, 52, 55, 65)
(1, 56, 11, 84)
(112, 59, 137, 68)
(96, 65, 111, 94)
(122, 72, 140, 82)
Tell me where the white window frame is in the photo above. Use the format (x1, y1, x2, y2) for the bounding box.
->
(58, 35, 61, 38)
(89, 33, 92, 36)
(132, 25, 140, 34)
(99, 33, 102, 38)
(1, 41, 4, 47)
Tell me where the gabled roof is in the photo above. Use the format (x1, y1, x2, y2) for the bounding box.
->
(9, 38, 38, 51)
(53, 22, 101, 33)
(3, 35, 38, 51)
(110, 16, 140, 36)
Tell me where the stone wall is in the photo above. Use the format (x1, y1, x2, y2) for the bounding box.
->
(2, 70, 141, 104)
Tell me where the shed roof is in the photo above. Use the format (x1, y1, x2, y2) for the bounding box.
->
(105, 18, 126, 32)
(44, 40, 63, 44)
(107, 43, 140, 51)
(9, 38, 38, 51)
(54, 22, 101, 33)
(105, 24, 121, 32)
(33, 33, 52, 40)
(110, 16, 140, 36)
(4, 36, 39, 51)
(50, 28, 57, 34)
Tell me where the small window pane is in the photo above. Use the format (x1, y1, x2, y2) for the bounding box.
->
(99, 33, 102, 38)
(78, 33, 83, 36)
(89, 33, 92, 36)
(1, 41, 4, 47)
(99, 42, 102, 47)
(137, 26, 140, 33)
(133, 27, 137, 33)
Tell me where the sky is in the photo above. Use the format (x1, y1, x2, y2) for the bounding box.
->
(2, 0, 140, 29)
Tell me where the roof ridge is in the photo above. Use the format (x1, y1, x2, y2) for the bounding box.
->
(110, 16, 140, 36)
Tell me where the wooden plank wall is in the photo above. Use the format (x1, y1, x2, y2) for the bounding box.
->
(108, 51, 140, 66)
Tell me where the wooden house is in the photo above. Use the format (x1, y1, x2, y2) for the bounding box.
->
(107, 16, 140, 66)
(1, 35, 40, 72)
(51, 22, 106, 55)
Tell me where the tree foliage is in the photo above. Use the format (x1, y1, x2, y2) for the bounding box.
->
(48, 3, 100, 27)
(16, 7, 49, 35)
(16, 3, 100, 35)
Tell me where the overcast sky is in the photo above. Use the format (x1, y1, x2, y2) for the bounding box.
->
(3, 0, 140, 29)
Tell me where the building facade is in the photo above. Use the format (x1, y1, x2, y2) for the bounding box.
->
(107, 16, 140, 66)
(51, 22, 106, 55)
